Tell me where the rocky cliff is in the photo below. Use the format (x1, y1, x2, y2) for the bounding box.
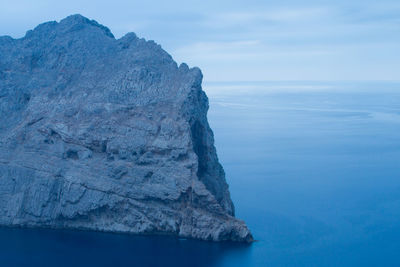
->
(0, 15, 252, 242)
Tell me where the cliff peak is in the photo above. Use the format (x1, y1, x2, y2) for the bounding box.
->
(0, 15, 252, 242)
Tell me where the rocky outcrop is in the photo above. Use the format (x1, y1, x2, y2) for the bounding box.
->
(0, 15, 252, 242)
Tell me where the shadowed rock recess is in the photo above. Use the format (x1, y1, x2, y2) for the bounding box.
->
(0, 15, 252, 242)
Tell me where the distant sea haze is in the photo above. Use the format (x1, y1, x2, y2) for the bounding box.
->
(206, 81, 400, 266)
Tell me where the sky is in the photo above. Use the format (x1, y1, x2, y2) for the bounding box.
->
(0, 0, 399, 82)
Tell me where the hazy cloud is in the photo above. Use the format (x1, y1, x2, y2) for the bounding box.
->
(0, 0, 398, 81)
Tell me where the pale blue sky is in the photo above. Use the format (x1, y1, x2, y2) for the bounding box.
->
(0, 0, 399, 81)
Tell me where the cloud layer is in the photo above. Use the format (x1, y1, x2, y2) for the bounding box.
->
(0, 0, 399, 81)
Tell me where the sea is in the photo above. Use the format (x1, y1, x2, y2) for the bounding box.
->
(1, 81, 399, 266)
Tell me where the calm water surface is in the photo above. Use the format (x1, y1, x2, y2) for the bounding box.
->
(1, 81, 399, 266)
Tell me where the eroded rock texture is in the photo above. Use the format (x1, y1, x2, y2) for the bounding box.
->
(0, 14, 252, 242)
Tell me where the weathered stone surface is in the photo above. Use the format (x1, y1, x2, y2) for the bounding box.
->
(0, 14, 252, 242)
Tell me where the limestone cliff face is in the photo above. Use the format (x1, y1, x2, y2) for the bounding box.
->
(0, 15, 252, 242)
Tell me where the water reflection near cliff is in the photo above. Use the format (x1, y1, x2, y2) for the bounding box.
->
(0, 227, 252, 267)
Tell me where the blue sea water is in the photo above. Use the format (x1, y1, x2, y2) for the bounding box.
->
(1, 81, 399, 267)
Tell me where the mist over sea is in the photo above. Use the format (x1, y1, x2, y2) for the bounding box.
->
(1, 81, 399, 266)
(207, 81, 400, 266)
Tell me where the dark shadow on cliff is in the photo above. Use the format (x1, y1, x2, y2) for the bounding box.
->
(0, 227, 253, 267)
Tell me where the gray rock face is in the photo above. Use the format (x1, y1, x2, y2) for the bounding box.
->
(0, 15, 252, 242)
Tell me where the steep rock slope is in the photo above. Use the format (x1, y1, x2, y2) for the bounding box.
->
(0, 15, 252, 242)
